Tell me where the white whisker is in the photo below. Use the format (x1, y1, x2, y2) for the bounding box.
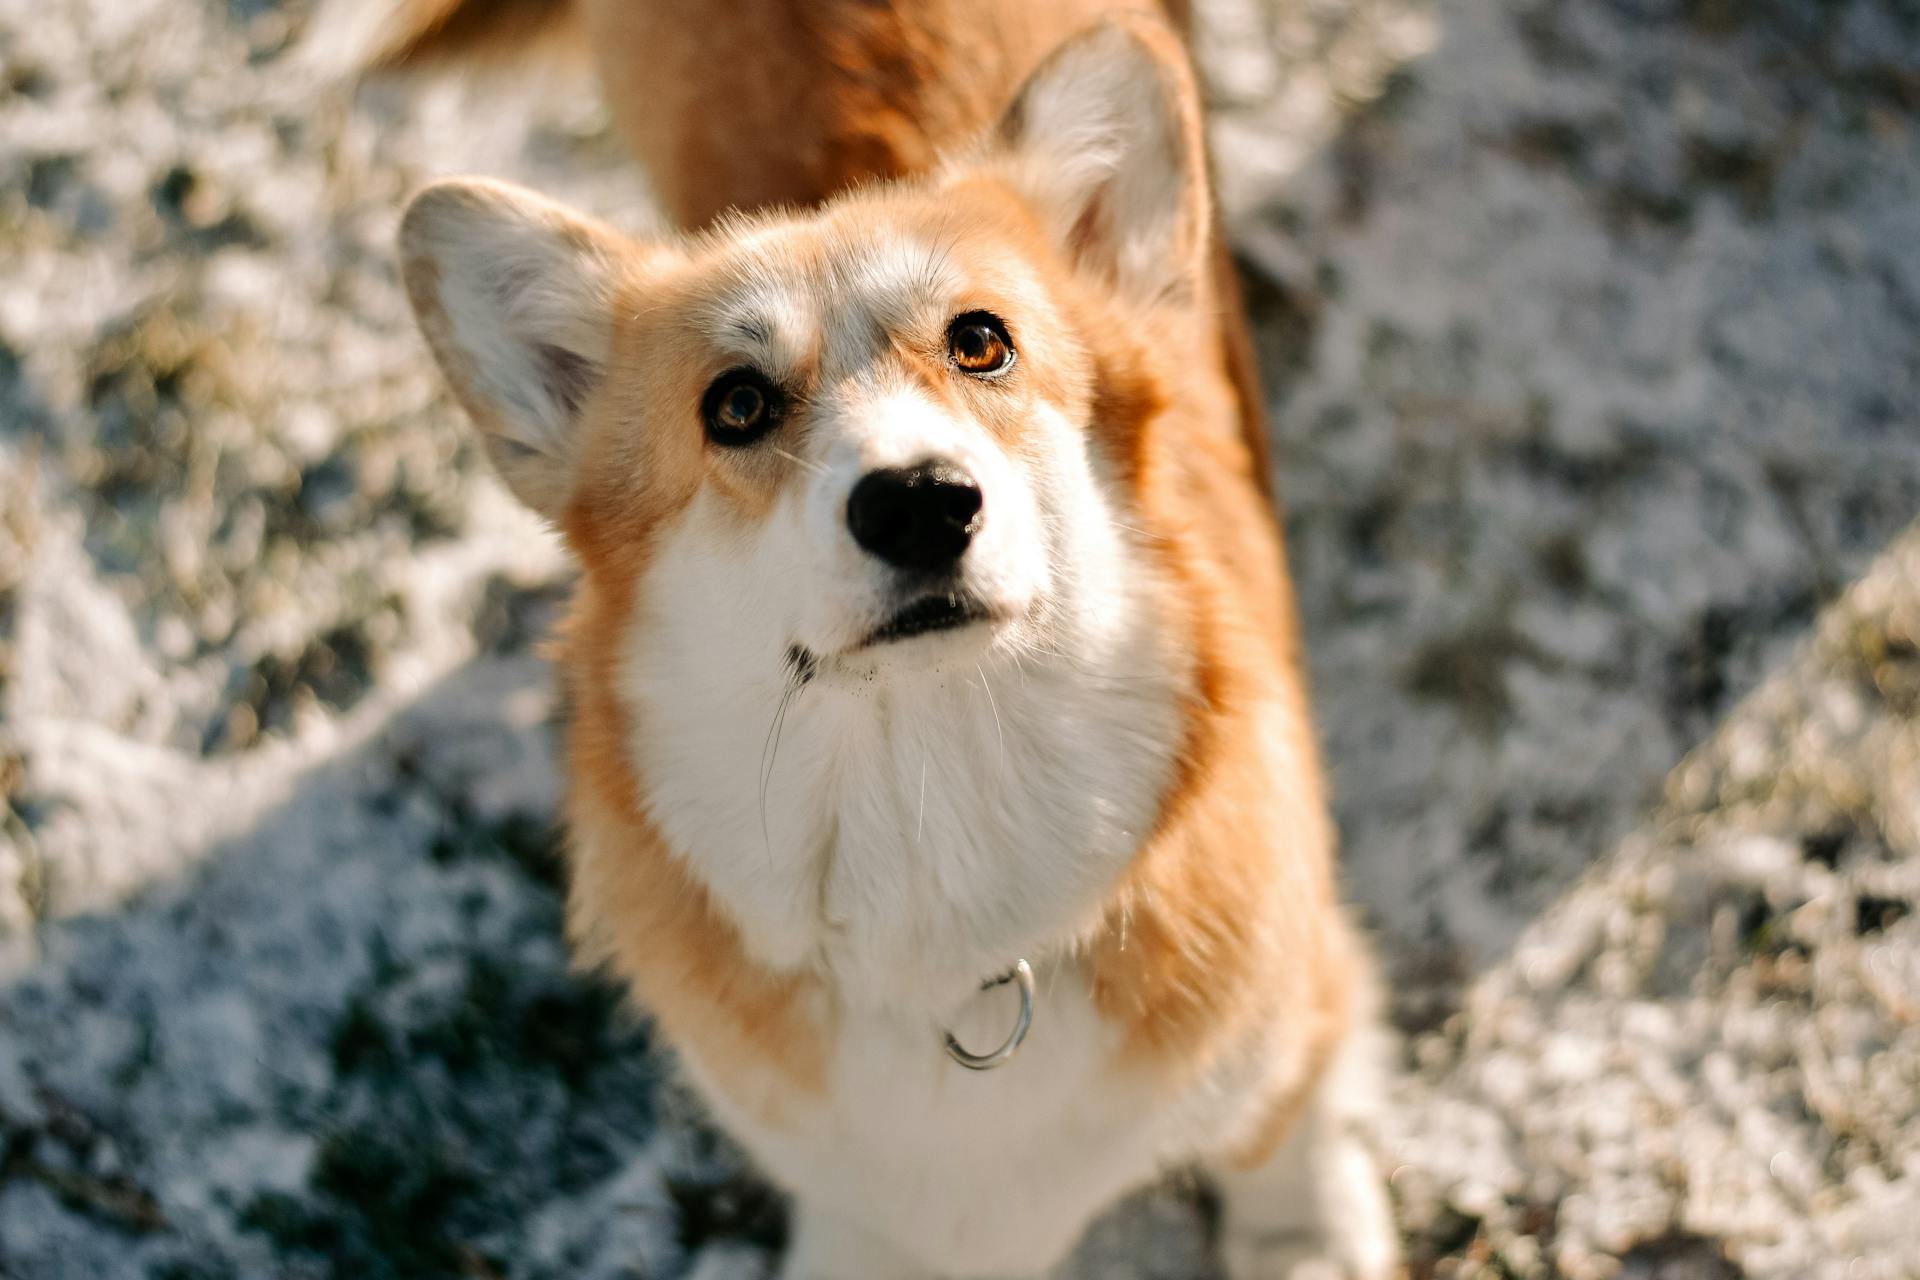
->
(976, 661, 1005, 763)
(1009, 644, 1032, 687)
(771, 446, 828, 477)
(1107, 518, 1166, 543)
(1016, 639, 1159, 683)
(916, 753, 929, 844)
(759, 680, 800, 860)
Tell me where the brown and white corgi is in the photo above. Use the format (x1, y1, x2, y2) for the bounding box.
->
(375, 2, 1399, 1275)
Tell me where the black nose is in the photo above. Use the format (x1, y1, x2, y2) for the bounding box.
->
(846, 461, 983, 572)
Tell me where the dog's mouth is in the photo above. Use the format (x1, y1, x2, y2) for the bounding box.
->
(789, 592, 1006, 681)
(866, 591, 991, 648)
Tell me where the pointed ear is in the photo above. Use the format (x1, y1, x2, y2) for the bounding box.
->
(991, 18, 1211, 304)
(398, 178, 630, 518)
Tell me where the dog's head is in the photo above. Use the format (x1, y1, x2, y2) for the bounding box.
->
(400, 18, 1218, 695)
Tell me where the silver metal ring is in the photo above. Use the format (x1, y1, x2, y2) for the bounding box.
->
(942, 958, 1034, 1071)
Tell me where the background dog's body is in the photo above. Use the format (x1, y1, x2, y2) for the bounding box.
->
(377, 4, 1396, 1276)
(363, 0, 1191, 225)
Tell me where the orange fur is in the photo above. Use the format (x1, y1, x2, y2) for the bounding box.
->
(578, 0, 1132, 229)
(359, 0, 576, 71)
(388, 8, 1382, 1266)
(1056, 215, 1350, 1093)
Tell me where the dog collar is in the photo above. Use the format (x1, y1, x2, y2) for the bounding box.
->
(942, 958, 1034, 1071)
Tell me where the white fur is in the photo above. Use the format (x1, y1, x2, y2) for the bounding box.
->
(1212, 1024, 1400, 1280)
(399, 32, 1396, 1278)
(625, 386, 1170, 999)
(695, 276, 819, 380)
(626, 504, 1296, 1276)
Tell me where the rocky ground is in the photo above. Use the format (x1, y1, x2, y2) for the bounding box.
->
(1, 0, 1916, 1276)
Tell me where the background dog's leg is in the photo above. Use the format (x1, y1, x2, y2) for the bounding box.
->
(779, 1200, 936, 1280)
(1209, 1028, 1401, 1280)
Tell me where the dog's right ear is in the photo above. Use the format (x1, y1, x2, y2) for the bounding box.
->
(988, 17, 1210, 307)
(399, 178, 631, 519)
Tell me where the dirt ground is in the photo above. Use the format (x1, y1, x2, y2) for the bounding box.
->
(1, 0, 1917, 1276)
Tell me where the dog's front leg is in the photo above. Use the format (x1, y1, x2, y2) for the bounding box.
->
(1209, 1026, 1401, 1280)
(779, 1201, 938, 1280)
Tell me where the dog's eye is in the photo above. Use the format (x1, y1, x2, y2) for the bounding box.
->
(947, 313, 1014, 376)
(702, 368, 781, 445)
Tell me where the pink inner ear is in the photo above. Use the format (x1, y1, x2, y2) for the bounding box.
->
(986, 21, 1210, 307)
(1067, 193, 1109, 264)
(536, 342, 598, 420)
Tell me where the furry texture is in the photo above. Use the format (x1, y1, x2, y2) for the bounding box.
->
(353, 0, 1270, 489)
(396, 12, 1395, 1279)
(349, 0, 576, 71)
(400, 180, 628, 516)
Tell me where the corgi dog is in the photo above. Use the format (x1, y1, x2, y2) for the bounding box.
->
(377, 2, 1399, 1275)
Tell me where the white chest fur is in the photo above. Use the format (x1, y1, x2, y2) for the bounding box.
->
(688, 966, 1275, 1278)
(621, 491, 1185, 1005)
(614, 494, 1229, 1274)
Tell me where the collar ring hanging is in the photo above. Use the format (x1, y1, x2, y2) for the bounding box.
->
(942, 958, 1034, 1071)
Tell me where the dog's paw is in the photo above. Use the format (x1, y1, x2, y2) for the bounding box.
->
(778, 1203, 933, 1280)
(1219, 1218, 1397, 1280)
(1215, 1119, 1400, 1280)
(1212, 1064, 1400, 1280)
(1218, 1243, 1354, 1280)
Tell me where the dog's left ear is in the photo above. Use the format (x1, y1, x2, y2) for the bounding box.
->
(990, 17, 1211, 304)
(398, 178, 633, 520)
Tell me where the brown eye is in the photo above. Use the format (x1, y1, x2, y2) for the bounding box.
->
(702, 368, 782, 445)
(947, 312, 1014, 376)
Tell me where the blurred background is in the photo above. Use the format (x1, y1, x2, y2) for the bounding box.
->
(1, 0, 1917, 1276)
